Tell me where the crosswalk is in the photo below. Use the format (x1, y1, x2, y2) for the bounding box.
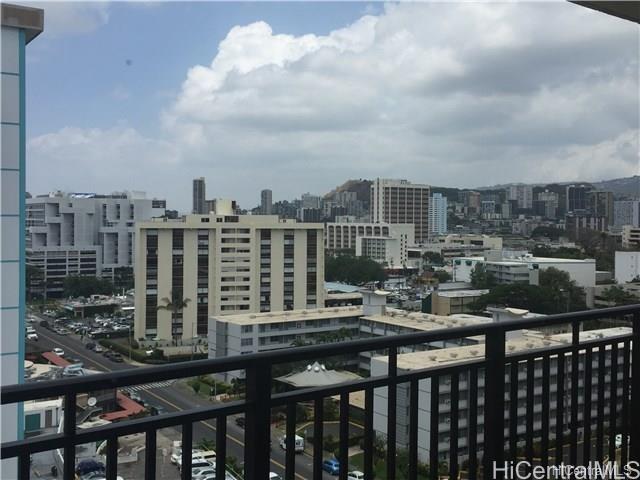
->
(122, 379, 176, 393)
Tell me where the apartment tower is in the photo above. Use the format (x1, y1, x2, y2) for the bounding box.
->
(192, 177, 206, 214)
(370, 178, 431, 243)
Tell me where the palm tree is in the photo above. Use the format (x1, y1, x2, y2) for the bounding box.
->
(157, 290, 191, 340)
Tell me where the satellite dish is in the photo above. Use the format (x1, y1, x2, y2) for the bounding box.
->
(88, 397, 97, 407)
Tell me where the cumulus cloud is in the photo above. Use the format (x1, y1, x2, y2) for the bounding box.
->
(29, 2, 639, 210)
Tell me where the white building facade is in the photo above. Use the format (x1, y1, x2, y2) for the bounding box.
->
(1, 4, 44, 476)
(613, 200, 640, 228)
(429, 193, 448, 236)
(26, 192, 166, 297)
(325, 221, 414, 252)
(615, 251, 640, 284)
(134, 212, 325, 341)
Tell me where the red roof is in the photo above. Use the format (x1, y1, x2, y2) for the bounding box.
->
(42, 351, 71, 367)
(101, 392, 145, 421)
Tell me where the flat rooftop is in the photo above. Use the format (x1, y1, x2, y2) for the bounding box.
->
(362, 310, 493, 332)
(435, 289, 489, 298)
(212, 305, 364, 325)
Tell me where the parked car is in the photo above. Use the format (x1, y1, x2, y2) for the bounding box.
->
(85, 342, 97, 350)
(322, 459, 340, 475)
(235, 416, 245, 428)
(52, 348, 65, 357)
(192, 467, 216, 480)
(27, 332, 38, 341)
(94, 344, 105, 353)
(109, 352, 124, 363)
(279, 435, 304, 453)
(269, 473, 283, 480)
(347, 471, 365, 480)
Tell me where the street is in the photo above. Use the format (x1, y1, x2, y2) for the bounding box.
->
(30, 317, 336, 480)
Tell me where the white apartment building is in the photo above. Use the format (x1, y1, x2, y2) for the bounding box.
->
(508, 184, 533, 209)
(26, 192, 166, 297)
(1, 5, 44, 476)
(429, 193, 448, 236)
(260, 189, 273, 215)
(325, 221, 414, 252)
(356, 235, 408, 268)
(134, 210, 324, 341)
(371, 327, 629, 464)
(209, 290, 495, 382)
(622, 225, 640, 249)
(613, 200, 640, 228)
(615, 251, 640, 284)
(370, 178, 431, 244)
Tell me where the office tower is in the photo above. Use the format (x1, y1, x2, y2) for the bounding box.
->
(614, 200, 640, 228)
(588, 191, 614, 226)
(192, 177, 206, 214)
(261, 189, 273, 215)
(536, 190, 559, 219)
(370, 178, 431, 243)
(301, 192, 322, 209)
(134, 211, 324, 341)
(566, 184, 591, 212)
(26, 192, 166, 297)
(1, 4, 44, 476)
(429, 193, 448, 236)
(507, 184, 533, 209)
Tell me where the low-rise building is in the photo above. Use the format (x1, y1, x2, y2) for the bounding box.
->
(622, 226, 640, 249)
(325, 221, 414, 253)
(615, 251, 640, 284)
(428, 289, 489, 316)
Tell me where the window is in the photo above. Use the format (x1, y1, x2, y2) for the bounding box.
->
(241, 338, 253, 346)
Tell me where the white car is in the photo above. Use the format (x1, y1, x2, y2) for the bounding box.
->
(615, 434, 630, 449)
(270, 473, 283, 480)
(53, 348, 65, 357)
(192, 467, 216, 479)
(27, 332, 38, 341)
(348, 471, 365, 480)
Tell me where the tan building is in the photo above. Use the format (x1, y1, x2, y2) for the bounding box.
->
(429, 289, 489, 315)
(325, 221, 414, 252)
(134, 211, 324, 341)
(622, 225, 640, 249)
(370, 178, 431, 244)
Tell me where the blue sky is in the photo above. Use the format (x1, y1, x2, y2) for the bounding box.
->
(25, 2, 638, 212)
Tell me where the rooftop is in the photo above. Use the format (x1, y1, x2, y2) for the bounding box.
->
(212, 305, 364, 325)
(435, 289, 489, 298)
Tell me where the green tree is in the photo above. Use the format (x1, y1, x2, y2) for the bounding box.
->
(538, 267, 586, 312)
(422, 251, 444, 266)
(599, 285, 638, 306)
(63, 275, 115, 298)
(433, 270, 451, 283)
(113, 266, 134, 292)
(470, 263, 496, 289)
(325, 255, 385, 285)
(531, 226, 565, 240)
(157, 290, 192, 340)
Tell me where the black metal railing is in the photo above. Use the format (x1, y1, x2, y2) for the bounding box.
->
(3, 305, 640, 480)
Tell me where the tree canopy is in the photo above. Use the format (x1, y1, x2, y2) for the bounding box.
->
(63, 275, 115, 298)
(599, 285, 638, 306)
(470, 263, 496, 289)
(422, 251, 444, 266)
(325, 255, 385, 285)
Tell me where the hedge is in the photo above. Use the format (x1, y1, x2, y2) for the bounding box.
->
(98, 339, 149, 363)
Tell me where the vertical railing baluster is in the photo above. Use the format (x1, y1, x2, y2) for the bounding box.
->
(630, 314, 640, 462)
(525, 358, 534, 465)
(106, 435, 118, 480)
(541, 355, 550, 468)
(484, 329, 506, 478)
(609, 342, 619, 461)
(313, 397, 324, 480)
(622, 339, 631, 465)
(583, 347, 593, 464)
(63, 392, 76, 480)
(386, 346, 397, 480)
(570, 320, 579, 465)
(363, 387, 374, 480)
(555, 353, 565, 465)
(181, 422, 192, 480)
(468, 367, 478, 480)
(216, 416, 227, 479)
(429, 376, 440, 480)
(18, 452, 30, 480)
(245, 362, 272, 480)
(408, 378, 419, 480)
(339, 392, 349, 480)
(145, 429, 156, 479)
(596, 346, 605, 460)
(286, 403, 296, 480)
(509, 361, 518, 460)
(450, 373, 459, 480)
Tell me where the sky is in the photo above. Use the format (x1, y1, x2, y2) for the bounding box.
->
(24, 1, 640, 212)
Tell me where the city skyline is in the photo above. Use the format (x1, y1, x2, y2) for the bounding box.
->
(25, 2, 639, 211)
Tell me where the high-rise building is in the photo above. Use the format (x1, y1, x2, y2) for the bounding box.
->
(260, 189, 273, 215)
(428, 193, 448, 236)
(613, 200, 640, 228)
(566, 184, 591, 212)
(536, 190, 559, 219)
(26, 192, 165, 297)
(370, 178, 431, 243)
(301, 192, 322, 209)
(1, 4, 44, 476)
(134, 212, 325, 341)
(507, 184, 533, 209)
(192, 177, 206, 214)
(588, 191, 614, 226)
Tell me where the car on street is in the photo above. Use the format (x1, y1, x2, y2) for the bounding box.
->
(192, 467, 216, 479)
(235, 416, 245, 428)
(85, 342, 96, 350)
(108, 352, 124, 363)
(269, 473, 283, 480)
(27, 332, 38, 341)
(279, 434, 304, 452)
(347, 471, 365, 480)
(52, 348, 65, 357)
(94, 344, 105, 353)
(322, 459, 340, 475)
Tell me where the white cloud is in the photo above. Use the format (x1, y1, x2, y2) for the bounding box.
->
(25, 2, 110, 37)
(28, 2, 639, 210)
